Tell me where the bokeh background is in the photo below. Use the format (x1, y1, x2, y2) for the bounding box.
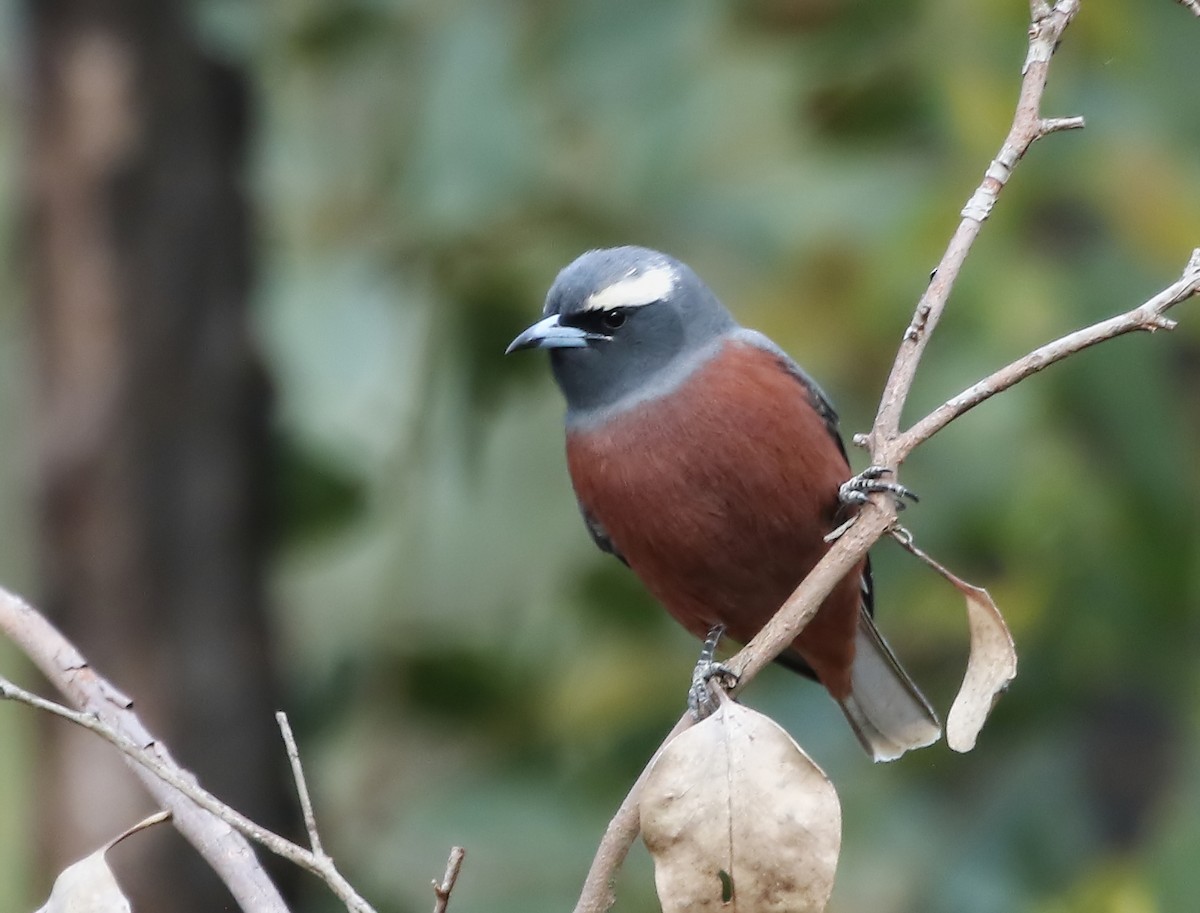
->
(1, 1, 1199, 911)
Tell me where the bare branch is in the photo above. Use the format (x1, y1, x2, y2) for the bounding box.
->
(0, 673, 349, 906)
(0, 587, 290, 913)
(869, 0, 1082, 460)
(277, 711, 325, 857)
(108, 810, 173, 848)
(0, 586, 375, 913)
(432, 846, 467, 913)
(900, 251, 1200, 454)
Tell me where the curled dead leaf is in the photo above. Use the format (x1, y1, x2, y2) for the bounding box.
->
(892, 532, 1017, 752)
(639, 701, 841, 913)
(945, 578, 1017, 752)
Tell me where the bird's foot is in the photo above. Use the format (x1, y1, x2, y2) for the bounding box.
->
(688, 625, 739, 720)
(839, 466, 919, 511)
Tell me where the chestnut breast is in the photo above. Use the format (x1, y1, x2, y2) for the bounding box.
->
(565, 339, 862, 694)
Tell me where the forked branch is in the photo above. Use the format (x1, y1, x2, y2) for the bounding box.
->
(0, 587, 375, 913)
(869, 0, 1082, 457)
(900, 250, 1200, 456)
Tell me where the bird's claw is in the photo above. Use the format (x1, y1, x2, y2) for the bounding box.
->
(688, 625, 739, 719)
(838, 465, 919, 511)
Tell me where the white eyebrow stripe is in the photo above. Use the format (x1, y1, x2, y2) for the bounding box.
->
(582, 265, 676, 312)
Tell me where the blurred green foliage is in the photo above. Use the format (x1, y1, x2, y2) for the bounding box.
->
(3, 0, 1200, 911)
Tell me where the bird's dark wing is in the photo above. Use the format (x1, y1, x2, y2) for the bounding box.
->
(579, 503, 629, 566)
(859, 553, 877, 619)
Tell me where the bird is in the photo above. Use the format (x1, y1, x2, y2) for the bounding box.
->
(506, 246, 940, 762)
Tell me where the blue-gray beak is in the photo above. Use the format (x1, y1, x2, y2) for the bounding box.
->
(505, 314, 600, 354)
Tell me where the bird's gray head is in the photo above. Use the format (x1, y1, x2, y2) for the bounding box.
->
(506, 246, 738, 421)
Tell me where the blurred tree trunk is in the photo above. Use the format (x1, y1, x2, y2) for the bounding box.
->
(24, 1, 292, 908)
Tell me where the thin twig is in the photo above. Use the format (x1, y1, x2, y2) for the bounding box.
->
(0, 673, 372, 912)
(108, 810, 173, 849)
(900, 251, 1200, 455)
(0, 589, 290, 913)
(0, 675, 324, 886)
(0, 676, 307, 864)
(432, 846, 467, 913)
(0, 587, 376, 913)
(277, 711, 325, 857)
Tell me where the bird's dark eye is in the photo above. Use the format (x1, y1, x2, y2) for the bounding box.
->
(601, 309, 627, 331)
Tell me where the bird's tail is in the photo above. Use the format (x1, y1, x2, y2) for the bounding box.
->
(837, 607, 941, 762)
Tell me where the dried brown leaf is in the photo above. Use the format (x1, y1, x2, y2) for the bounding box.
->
(639, 701, 841, 913)
(893, 532, 1017, 751)
(945, 577, 1017, 752)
